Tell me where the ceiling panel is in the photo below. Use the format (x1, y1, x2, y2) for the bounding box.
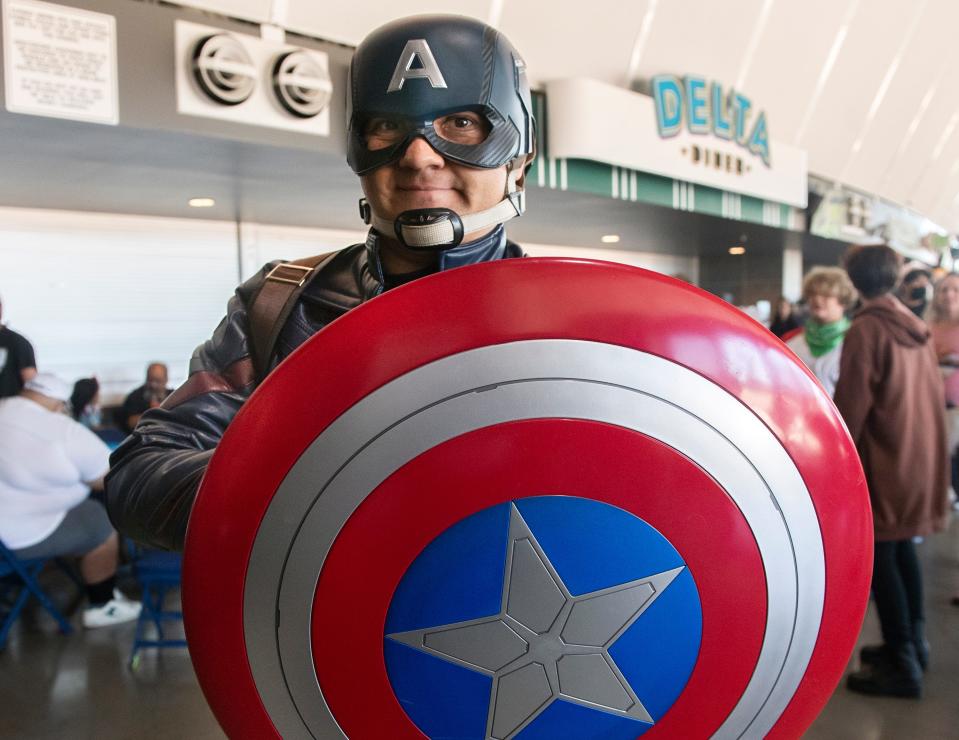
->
(840, 3, 959, 196)
(799, 1, 919, 182)
(284, 1, 492, 46)
(929, 137, 959, 226)
(741, 0, 861, 147)
(499, 0, 650, 87)
(879, 66, 959, 208)
(633, 0, 767, 91)
(176, 0, 271, 24)
(911, 121, 959, 216)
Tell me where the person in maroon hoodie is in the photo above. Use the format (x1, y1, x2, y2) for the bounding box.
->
(834, 244, 950, 699)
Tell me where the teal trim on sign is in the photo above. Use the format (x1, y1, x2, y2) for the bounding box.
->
(692, 185, 724, 217)
(635, 171, 673, 207)
(741, 195, 764, 224)
(565, 159, 611, 196)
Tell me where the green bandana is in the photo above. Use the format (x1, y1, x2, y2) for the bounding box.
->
(804, 316, 850, 358)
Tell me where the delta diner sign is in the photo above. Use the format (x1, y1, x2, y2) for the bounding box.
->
(652, 75, 769, 168)
(545, 77, 807, 208)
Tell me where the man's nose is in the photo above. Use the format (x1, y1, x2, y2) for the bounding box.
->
(398, 136, 444, 169)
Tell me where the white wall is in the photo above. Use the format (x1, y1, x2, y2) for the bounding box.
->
(238, 222, 366, 280)
(0, 207, 240, 401)
(0, 206, 698, 402)
(522, 242, 699, 283)
(782, 246, 804, 302)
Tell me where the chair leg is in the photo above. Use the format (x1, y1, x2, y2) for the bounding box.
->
(149, 584, 163, 637)
(20, 564, 73, 635)
(156, 586, 168, 640)
(129, 596, 147, 669)
(0, 587, 32, 649)
(0, 563, 73, 648)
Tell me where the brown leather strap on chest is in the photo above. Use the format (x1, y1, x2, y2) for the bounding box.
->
(248, 252, 335, 382)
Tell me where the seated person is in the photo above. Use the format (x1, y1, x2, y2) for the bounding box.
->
(70, 377, 102, 430)
(117, 363, 172, 435)
(0, 373, 140, 628)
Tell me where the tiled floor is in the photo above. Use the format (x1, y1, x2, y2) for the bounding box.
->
(2, 521, 957, 739)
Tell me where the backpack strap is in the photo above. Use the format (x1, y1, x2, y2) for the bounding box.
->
(248, 252, 335, 382)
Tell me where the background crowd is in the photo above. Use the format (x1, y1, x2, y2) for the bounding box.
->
(774, 247, 957, 700)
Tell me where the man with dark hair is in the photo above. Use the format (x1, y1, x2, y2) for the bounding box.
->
(0, 297, 37, 398)
(834, 244, 949, 698)
(843, 243, 902, 299)
(106, 15, 536, 551)
(117, 362, 171, 435)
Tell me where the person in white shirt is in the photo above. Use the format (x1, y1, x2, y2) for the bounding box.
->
(786, 267, 858, 398)
(0, 373, 140, 628)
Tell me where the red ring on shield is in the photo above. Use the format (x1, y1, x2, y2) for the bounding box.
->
(183, 258, 872, 740)
(313, 419, 766, 739)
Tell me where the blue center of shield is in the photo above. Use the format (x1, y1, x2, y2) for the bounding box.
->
(384, 496, 702, 739)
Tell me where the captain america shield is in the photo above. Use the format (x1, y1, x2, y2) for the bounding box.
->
(182, 258, 872, 740)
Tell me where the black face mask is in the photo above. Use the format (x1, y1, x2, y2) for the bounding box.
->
(910, 286, 928, 301)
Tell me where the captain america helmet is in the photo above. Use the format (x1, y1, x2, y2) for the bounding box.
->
(346, 15, 536, 176)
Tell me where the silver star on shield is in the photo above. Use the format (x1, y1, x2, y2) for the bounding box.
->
(387, 503, 684, 740)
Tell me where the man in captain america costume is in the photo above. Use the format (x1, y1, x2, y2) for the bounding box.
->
(105, 14, 536, 550)
(107, 14, 873, 740)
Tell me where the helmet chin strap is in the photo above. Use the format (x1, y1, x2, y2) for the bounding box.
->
(360, 157, 528, 250)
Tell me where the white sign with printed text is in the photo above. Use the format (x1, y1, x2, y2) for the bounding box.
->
(2, 0, 118, 124)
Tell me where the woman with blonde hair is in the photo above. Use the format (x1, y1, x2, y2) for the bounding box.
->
(929, 273, 959, 408)
(927, 274, 959, 609)
(786, 266, 858, 397)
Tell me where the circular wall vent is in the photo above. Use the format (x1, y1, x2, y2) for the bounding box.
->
(271, 50, 332, 119)
(192, 34, 256, 106)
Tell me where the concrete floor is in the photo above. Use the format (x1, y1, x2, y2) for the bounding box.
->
(2, 522, 957, 740)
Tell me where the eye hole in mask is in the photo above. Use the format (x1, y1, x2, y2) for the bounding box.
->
(362, 110, 492, 151)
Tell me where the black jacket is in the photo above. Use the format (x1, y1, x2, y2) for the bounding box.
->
(105, 229, 523, 550)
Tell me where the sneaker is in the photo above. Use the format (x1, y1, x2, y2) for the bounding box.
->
(83, 597, 142, 628)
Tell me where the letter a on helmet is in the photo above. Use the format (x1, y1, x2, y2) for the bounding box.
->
(387, 40, 448, 92)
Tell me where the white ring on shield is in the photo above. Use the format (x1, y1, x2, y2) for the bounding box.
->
(241, 340, 826, 740)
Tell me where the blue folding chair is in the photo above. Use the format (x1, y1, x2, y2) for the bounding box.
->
(128, 546, 187, 667)
(0, 539, 78, 649)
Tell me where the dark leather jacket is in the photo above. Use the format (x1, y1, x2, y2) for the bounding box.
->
(106, 228, 523, 550)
